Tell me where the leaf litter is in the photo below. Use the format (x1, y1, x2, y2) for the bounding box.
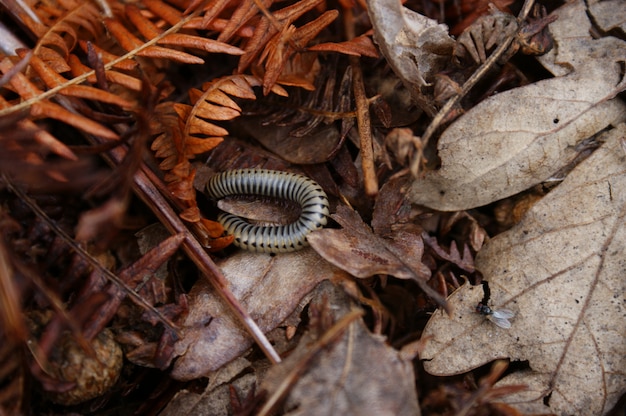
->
(420, 126, 626, 415)
(4, 0, 626, 413)
(408, 0, 626, 211)
(171, 248, 347, 380)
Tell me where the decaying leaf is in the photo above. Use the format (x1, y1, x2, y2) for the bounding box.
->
(307, 205, 448, 308)
(408, 1, 626, 211)
(420, 127, 626, 415)
(171, 248, 347, 380)
(308, 205, 430, 280)
(537, 0, 623, 77)
(588, 0, 626, 33)
(160, 357, 257, 415)
(260, 281, 420, 416)
(408, 57, 626, 211)
(366, 0, 455, 116)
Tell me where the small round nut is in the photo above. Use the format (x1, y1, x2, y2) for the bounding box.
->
(47, 328, 123, 405)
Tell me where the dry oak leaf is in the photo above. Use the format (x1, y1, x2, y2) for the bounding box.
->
(170, 248, 347, 380)
(420, 126, 626, 415)
(408, 60, 626, 211)
(260, 281, 420, 416)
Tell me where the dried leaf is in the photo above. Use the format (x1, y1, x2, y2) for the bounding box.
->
(309, 35, 379, 57)
(537, 0, 621, 77)
(18, 50, 133, 109)
(104, 18, 205, 65)
(420, 126, 626, 415)
(408, 53, 626, 211)
(30, 0, 103, 59)
(367, 0, 455, 116)
(260, 282, 420, 416)
(171, 248, 346, 380)
(241, 117, 341, 164)
(308, 205, 447, 308)
(234, 0, 325, 73)
(258, 10, 338, 94)
(588, 0, 626, 33)
(124, 4, 244, 56)
(309, 205, 429, 280)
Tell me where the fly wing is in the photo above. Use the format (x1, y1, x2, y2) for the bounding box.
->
(492, 309, 515, 319)
(488, 314, 512, 329)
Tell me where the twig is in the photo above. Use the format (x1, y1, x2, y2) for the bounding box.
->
(345, 6, 378, 196)
(0, 5, 200, 117)
(3, 176, 181, 336)
(413, 0, 537, 175)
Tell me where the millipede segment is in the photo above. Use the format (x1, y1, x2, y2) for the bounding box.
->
(206, 169, 329, 253)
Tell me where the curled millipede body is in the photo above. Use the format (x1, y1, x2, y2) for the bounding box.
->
(206, 169, 329, 253)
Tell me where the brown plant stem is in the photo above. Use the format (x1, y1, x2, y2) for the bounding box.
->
(103, 142, 282, 364)
(345, 6, 378, 197)
(414, 0, 537, 176)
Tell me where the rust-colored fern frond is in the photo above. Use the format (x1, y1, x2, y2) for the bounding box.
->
(18, 0, 103, 64)
(150, 101, 232, 249)
(256, 8, 338, 94)
(17, 50, 133, 109)
(181, 75, 271, 146)
(104, 2, 244, 65)
(0, 55, 119, 141)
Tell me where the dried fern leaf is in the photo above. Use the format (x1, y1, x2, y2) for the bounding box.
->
(103, 18, 204, 64)
(259, 10, 338, 94)
(0, 57, 118, 140)
(18, 50, 133, 109)
(236, 0, 326, 73)
(0, 96, 76, 160)
(218, 0, 275, 43)
(182, 75, 263, 148)
(124, 5, 244, 56)
(78, 41, 138, 72)
(31, 0, 103, 59)
(309, 35, 380, 57)
(67, 55, 143, 92)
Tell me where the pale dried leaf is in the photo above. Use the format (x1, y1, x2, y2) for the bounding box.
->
(161, 358, 256, 416)
(537, 0, 623, 76)
(588, 0, 626, 33)
(367, 0, 454, 115)
(408, 56, 626, 211)
(261, 281, 420, 416)
(171, 248, 346, 380)
(420, 127, 626, 415)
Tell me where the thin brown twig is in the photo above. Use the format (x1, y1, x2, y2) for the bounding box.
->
(412, 0, 537, 176)
(3, 175, 181, 336)
(0, 4, 200, 118)
(257, 309, 364, 416)
(344, 6, 378, 197)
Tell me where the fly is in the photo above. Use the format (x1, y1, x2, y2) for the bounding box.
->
(476, 303, 515, 329)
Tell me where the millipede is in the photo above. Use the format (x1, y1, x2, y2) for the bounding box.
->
(206, 169, 330, 253)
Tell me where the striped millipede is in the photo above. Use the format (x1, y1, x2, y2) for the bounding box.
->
(206, 169, 329, 253)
